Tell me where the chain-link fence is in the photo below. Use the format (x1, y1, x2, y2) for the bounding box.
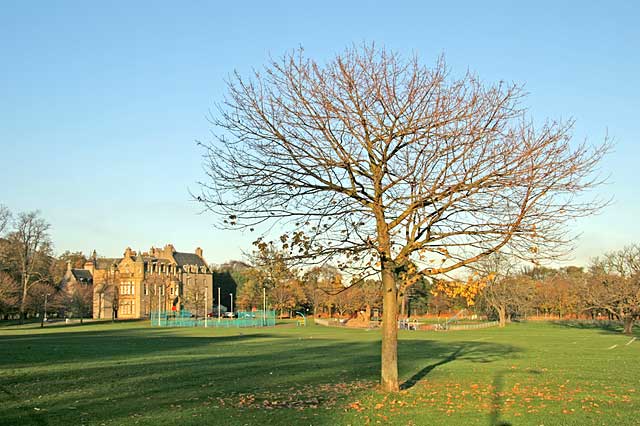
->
(150, 310, 276, 328)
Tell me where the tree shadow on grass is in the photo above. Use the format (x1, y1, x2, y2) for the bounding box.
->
(549, 319, 634, 336)
(400, 340, 520, 390)
(488, 368, 543, 426)
(0, 326, 520, 426)
(401, 346, 464, 390)
(0, 318, 146, 330)
(0, 327, 291, 369)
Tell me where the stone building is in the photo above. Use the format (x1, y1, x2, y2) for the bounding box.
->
(88, 244, 213, 320)
(59, 261, 94, 292)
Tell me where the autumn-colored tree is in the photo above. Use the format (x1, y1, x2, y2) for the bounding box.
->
(243, 242, 306, 317)
(431, 275, 487, 309)
(301, 265, 340, 316)
(272, 278, 306, 318)
(356, 279, 383, 318)
(235, 271, 264, 311)
(198, 45, 608, 390)
(0, 272, 20, 318)
(545, 272, 581, 318)
(327, 274, 353, 317)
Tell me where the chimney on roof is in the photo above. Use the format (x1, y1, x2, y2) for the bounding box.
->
(195, 247, 203, 258)
(67, 260, 72, 272)
(124, 247, 133, 258)
(84, 257, 95, 275)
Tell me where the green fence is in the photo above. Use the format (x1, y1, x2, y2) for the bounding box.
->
(150, 310, 276, 328)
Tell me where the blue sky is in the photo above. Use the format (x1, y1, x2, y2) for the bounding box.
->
(1, 1, 638, 266)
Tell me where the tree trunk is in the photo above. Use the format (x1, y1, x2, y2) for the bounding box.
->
(498, 306, 507, 328)
(381, 265, 399, 392)
(19, 276, 28, 325)
(623, 317, 634, 335)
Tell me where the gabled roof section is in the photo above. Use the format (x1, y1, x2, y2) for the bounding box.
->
(96, 258, 121, 270)
(173, 252, 207, 269)
(71, 269, 93, 283)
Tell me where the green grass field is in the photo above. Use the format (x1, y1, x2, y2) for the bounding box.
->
(1, 320, 638, 426)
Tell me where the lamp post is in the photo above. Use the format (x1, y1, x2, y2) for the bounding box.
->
(41, 293, 50, 328)
(204, 288, 208, 328)
(263, 287, 266, 326)
(218, 286, 221, 322)
(230, 293, 233, 317)
(44, 293, 49, 322)
(99, 292, 104, 320)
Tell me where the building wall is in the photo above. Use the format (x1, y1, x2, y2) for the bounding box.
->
(91, 245, 213, 320)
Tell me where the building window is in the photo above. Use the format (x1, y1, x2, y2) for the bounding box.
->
(144, 284, 148, 295)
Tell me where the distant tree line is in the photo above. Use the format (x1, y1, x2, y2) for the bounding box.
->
(3, 203, 637, 335)
(213, 242, 384, 320)
(213, 238, 640, 335)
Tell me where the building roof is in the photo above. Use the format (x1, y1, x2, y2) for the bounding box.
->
(71, 269, 93, 283)
(173, 252, 207, 268)
(96, 258, 121, 269)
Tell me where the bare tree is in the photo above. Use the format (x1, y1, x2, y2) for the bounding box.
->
(476, 253, 519, 327)
(584, 245, 640, 334)
(94, 268, 118, 320)
(143, 273, 173, 317)
(27, 282, 58, 327)
(65, 284, 94, 324)
(183, 284, 206, 318)
(0, 205, 10, 236)
(198, 45, 609, 391)
(0, 205, 12, 272)
(5, 211, 52, 324)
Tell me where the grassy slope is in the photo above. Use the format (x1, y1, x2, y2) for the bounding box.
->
(0, 321, 638, 426)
